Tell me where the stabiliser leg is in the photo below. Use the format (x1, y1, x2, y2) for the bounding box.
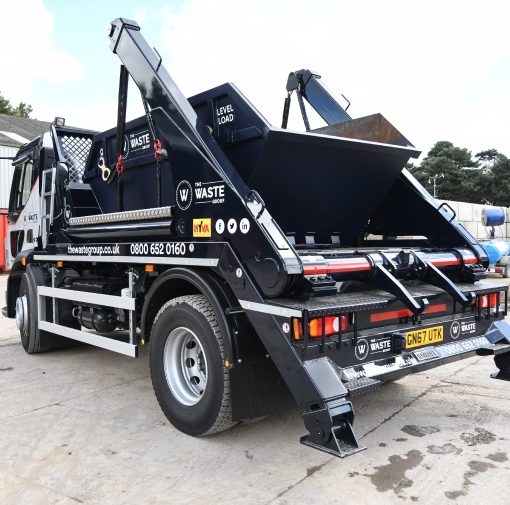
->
(300, 400, 365, 458)
(476, 320, 510, 381)
(492, 352, 510, 381)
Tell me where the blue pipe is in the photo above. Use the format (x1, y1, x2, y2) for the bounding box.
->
(480, 240, 510, 266)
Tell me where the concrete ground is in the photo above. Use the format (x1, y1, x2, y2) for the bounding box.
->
(1, 274, 510, 505)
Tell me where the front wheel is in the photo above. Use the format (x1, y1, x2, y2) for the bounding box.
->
(149, 294, 234, 436)
(18, 272, 49, 354)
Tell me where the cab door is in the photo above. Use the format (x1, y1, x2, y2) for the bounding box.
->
(6, 156, 38, 265)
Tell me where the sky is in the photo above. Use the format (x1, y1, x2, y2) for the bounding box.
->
(1, 0, 509, 159)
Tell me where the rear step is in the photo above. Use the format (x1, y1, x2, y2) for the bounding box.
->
(344, 377, 381, 396)
(301, 400, 365, 458)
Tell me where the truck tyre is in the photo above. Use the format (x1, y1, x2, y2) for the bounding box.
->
(149, 294, 234, 436)
(18, 273, 49, 354)
(504, 263, 510, 279)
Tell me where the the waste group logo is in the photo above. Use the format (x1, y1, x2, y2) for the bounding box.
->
(450, 321, 461, 340)
(176, 180, 193, 210)
(354, 338, 369, 361)
(176, 179, 226, 209)
(461, 321, 476, 335)
(193, 218, 211, 237)
(370, 336, 392, 354)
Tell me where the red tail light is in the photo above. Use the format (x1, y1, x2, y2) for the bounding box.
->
(292, 315, 348, 340)
(477, 293, 499, 309)
(476, 295, 489, 309)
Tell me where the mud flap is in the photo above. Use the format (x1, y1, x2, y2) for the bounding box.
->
(300, 401, 365, 458)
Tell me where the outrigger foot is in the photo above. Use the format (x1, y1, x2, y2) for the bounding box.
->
(300, 401, 365, 458)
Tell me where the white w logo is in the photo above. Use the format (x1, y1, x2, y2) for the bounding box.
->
(179, 189, 189, 201)
(358, 344, 366, 353)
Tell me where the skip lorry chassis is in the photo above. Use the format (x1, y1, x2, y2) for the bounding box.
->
(3, 18, 510, 458)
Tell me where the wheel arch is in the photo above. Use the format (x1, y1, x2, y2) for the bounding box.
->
(141, 267, 237, 362)
(5, 250, 34, 317)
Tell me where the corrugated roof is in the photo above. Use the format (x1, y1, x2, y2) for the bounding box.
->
(0, 131, 19, 147)
(0, 114, 51, 147)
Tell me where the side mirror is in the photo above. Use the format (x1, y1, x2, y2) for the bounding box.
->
(7, 211, 19, 224)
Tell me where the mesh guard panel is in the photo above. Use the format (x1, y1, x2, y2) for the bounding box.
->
(57, 134, 93, 183)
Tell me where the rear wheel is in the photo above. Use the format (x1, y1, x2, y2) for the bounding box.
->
(149, 294, 234, 436)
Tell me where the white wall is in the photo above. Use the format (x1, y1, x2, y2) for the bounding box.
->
(0, 144, 17, 209)
(440, 200, 509, 240)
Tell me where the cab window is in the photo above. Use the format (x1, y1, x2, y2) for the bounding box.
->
(20, 161, 34, 206)
(8, 160, 34, 216)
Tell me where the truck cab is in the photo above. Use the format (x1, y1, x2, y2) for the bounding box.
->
(5, 133, 54, 269)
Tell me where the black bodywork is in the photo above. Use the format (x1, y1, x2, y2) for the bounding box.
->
(7, 18, 510, 458)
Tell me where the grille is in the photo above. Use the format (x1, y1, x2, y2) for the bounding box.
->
(57, 134, 93, 183)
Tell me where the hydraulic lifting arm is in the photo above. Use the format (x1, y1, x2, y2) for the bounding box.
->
(281, 69, 351, 130)
(106, 18, 249, 196)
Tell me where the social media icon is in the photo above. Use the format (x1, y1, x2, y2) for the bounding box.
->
(215, 219, 225, 234)
(240, 218, 250, 234)
(227, 218, 237, 234)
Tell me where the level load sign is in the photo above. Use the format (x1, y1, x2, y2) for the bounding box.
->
(214, 96, 236, 139)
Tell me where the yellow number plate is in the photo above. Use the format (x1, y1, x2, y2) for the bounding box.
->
(406, 325, 444, 349)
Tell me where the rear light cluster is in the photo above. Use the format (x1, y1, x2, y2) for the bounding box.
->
(475, 292, 500, 309)
(292, 315, 348, 341)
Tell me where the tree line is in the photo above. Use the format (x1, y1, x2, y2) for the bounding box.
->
(0, 92, 33, 118)
(408, 141, 510, 207)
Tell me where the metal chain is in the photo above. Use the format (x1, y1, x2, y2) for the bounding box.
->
(281, 91, 292, 129)
(141, 93, 166, 207)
